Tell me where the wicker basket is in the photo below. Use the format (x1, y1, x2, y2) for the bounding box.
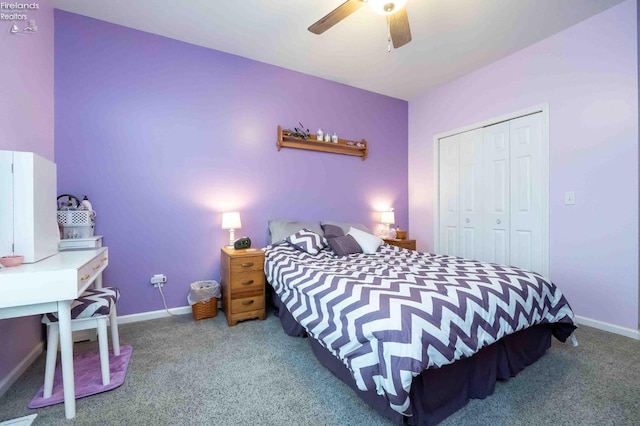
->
(191, 297, 218, 320)
(57, 210, 96, 239)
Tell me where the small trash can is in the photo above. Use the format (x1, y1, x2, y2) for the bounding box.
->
(188, 280, 221, 320)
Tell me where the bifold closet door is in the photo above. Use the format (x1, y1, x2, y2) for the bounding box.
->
(509, 113, 544, 273)
(481, 112, 544, 271)
(438, 134, 460, 256)
(437, 111, 546, 275)
(438, 129, 483, 259)
(482, 121, 511, 265)
(458, 129, 483, 260)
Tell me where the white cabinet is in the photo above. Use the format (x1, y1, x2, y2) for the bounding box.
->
(0, 151, 60, 263)
(436, 112, 547, 276)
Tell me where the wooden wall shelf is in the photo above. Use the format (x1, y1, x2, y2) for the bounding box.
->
(277, 125, 367, 160)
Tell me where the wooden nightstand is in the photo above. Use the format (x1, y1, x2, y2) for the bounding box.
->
(383, 238, 417, 251)
(220, 247, 266, 326)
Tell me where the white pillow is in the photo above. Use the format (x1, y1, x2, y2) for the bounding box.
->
(347, 227, 383, 254)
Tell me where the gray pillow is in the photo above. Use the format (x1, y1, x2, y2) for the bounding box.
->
(321, 221, 371, 235)
(322, 224, 345, 239)
(327, 234, 362, 256)
(269, 219, 324, 244)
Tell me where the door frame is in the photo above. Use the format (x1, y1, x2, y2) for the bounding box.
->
(432, 104, 550, 278)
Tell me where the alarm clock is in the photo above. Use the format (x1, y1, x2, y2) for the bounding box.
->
(233, 237, 252, 250)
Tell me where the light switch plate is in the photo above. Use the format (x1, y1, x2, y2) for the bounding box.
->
(564, 191, 576, 205)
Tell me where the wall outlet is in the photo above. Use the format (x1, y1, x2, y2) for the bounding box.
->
(150, 274, 167, 287)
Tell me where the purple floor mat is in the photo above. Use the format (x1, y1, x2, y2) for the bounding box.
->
(28, 345, 132, 409)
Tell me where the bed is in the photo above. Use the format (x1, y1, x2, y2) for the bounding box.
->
(264, 221, 576, 425)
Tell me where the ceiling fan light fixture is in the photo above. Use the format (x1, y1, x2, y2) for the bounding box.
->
(367, 0, 407, 16)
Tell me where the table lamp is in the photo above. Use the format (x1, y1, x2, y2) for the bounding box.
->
(221, 212, 242, 247)
(380, 209, 395, 237)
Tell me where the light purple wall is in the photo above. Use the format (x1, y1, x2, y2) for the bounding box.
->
(0, 1, 54, 387)
(409, 0, 639, 330)
(54, 11, 409, 316)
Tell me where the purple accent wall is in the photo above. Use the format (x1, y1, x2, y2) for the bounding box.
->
(409, 0, 639, 330)
(54, 11, 409, 316)
(0, 1, 54, 388)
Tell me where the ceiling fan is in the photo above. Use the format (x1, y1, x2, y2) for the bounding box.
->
(308, 0, 412, 49)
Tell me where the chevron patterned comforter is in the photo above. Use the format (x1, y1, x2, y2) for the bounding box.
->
(264, 243, 575, 417)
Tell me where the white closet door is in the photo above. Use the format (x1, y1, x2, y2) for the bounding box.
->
(509, 113, 543, 272)
(482, 122, 510, 265)
(458, 129, 483, 260)
(438, 134, 460, 256)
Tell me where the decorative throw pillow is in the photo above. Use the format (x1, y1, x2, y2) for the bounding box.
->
(347, 227, 383, 254)
(327, 234, 362, 256)
(322, 224, 345, 239)
(286, 229, 327, 255)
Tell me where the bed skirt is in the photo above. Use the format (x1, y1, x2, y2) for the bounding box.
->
(270, 289, 571, 426)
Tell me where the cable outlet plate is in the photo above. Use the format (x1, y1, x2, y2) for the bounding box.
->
(150, 274, 167, 287)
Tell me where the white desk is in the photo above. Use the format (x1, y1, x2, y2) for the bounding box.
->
(0, 247, 109, 419)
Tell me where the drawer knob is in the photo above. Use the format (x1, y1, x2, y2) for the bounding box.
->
(102, 257, 108, 261)
(241, 300, 254, 306)
(241, 280, 254, 286)
(241, 262, 254, 268)
(93, 264, 101, 270)
(80, 273, 90, 281)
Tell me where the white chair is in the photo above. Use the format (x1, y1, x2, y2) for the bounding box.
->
(41, 287, 120, 398)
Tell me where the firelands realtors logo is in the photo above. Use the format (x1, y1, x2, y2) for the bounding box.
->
(1, 2, 39, 34)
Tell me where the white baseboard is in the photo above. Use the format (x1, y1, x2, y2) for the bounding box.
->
(116, 306, 192, 324)
(575, 315, 640, 340)
(0, 342, 44, 398)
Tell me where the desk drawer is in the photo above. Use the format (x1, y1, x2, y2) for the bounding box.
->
(77, 252, 108, 286)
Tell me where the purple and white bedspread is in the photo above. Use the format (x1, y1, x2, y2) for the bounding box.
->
(264, 243, 575, 417)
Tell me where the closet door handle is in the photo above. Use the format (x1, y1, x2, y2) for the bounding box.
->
(465, 218, 470, 223)
(496, 219, 502, 225)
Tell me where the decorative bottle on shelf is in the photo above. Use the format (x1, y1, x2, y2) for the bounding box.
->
(331, 132, 338, 143)
(316, 128, 323, 141)
(324, 133, 331, 142)
(81, 195, 93, 211)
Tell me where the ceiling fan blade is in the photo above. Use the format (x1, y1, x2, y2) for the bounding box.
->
(389, 7, 412, 48)
(308, 0, 364, 35)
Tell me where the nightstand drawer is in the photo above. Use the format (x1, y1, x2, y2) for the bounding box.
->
(231, 295, 265, 314)
(230, 270, 264, 292)
(229, 256, 264, 274)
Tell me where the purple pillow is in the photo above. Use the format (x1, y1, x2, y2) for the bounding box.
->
(327, 234, 362, 256)
(286, 228, 327, 255)
(322, 224, 345, 239)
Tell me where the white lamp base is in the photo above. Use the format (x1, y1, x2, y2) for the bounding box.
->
(227, 229, 236, 248)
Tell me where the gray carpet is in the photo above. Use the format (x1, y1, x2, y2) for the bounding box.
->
(1, 312, 639, 425)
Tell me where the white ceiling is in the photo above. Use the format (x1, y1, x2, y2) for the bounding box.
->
(52, 0, 624, 101)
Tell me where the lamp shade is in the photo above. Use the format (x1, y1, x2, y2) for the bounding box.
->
(221, 212, 241, 230)
(368, 0, 407, 15)
(380, 210, 395, 225)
